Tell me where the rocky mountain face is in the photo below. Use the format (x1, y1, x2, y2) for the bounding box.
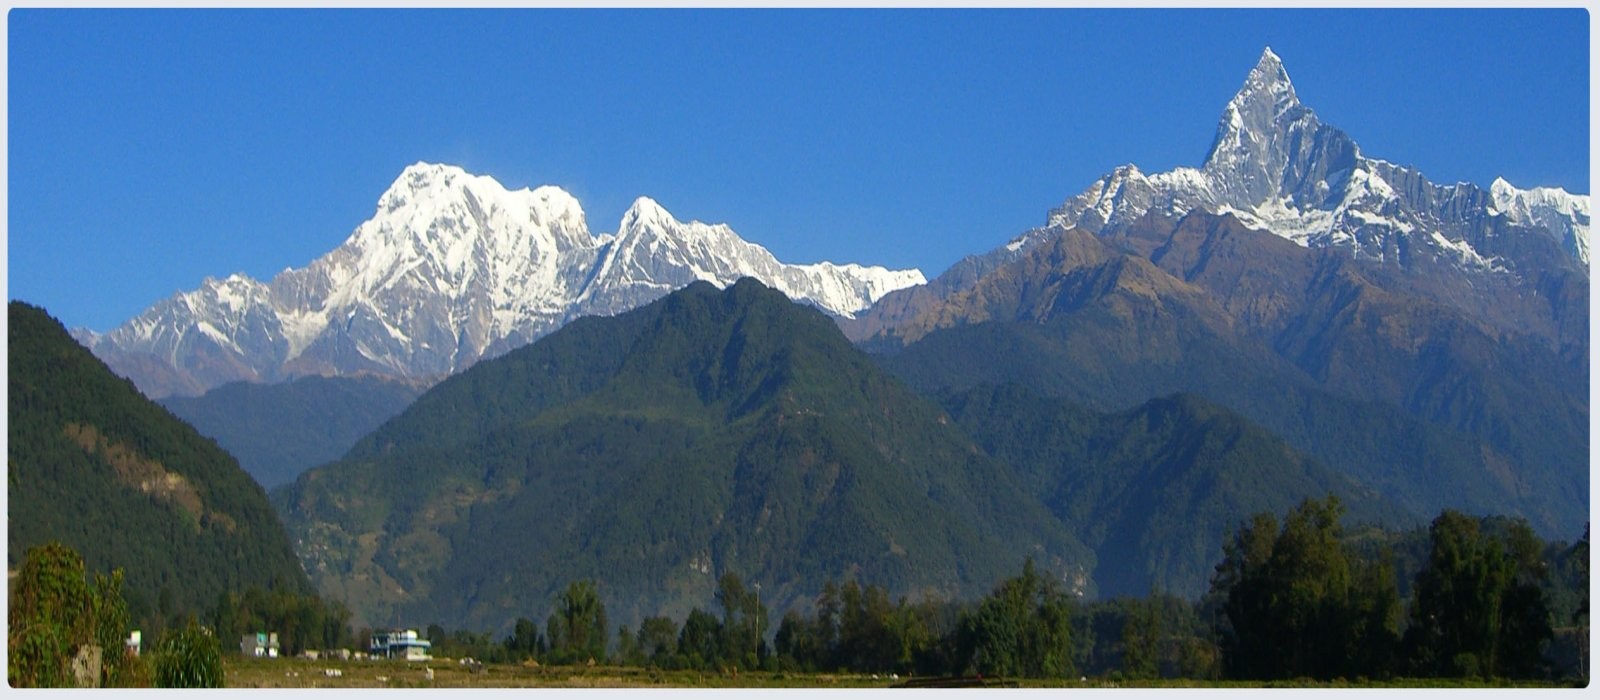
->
(1047, 48, 1589, 275)
(871, 214, 1586, 535)
(77, 164, 924, 398)
(858, 49, 1588, 355)
(846, 48, 1588, 537)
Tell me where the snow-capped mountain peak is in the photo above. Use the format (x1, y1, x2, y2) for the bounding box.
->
(1489, 177, 1591, 265)
(621, 195, 677, 232)
(82, 163, 924, 398)
(578, 195, 925, 322)
(1044, 47, 1588, 277)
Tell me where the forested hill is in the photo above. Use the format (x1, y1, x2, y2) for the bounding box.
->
(8, 301, 311, 625)
(278, 279, 1089, 631)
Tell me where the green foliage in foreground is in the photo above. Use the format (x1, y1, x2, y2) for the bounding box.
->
(153, 619, 224, 688)
(8, 541, 136, 687)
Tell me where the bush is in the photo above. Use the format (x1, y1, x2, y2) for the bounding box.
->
(154, 620, 223, 688)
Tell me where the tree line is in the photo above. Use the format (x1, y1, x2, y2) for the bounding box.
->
(11, 498, 1588, 686)
(424, 497, 1587, 683)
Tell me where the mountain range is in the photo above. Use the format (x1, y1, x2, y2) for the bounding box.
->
(847, 48, 1588, 537)
(19, 47, 1588, 637)
(76, 165, 924, 398)
(276, 279, 1406, 631)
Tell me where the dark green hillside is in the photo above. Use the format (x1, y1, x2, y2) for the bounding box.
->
(280, 280, 1089, 632)
(941, 384, 1408, 598)
(159, 375, 425, 488)
(7, 301, 310, 627)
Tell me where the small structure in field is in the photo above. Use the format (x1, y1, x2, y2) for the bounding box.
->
(370, 629, 433, 661)
(241, 632, 280, 658)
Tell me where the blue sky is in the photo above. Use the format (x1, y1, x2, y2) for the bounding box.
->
(8, 8, 1590, 332)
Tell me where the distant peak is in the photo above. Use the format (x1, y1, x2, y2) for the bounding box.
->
(622, 196, 677, 230)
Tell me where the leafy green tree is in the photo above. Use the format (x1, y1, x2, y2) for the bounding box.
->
(8, 541, 139, 687)
(636, 616, 678, 666)
(774, 610, 818, 671)
(814, 580, 842, 668)
(1404, 511, 1552, 679)
(1120, 598, 1161, 680)
(678, 608, 722, 670)
(714, 573, 767, 669)
(504, 617, 541, 661)
(550, 580, 607, 664)
(616, 624, 640, 666)
(1208, 497, 1400, 680)
(960, 558, 1076, 678)
(839, 580, 901, 672)
(153, 619, 223, 688)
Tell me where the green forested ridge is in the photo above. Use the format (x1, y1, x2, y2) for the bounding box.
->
(8, 301, 311, 631)
(940, 384, 1409, 597)
(159, 375, 425, 488)
(279, 279, 1090, 632)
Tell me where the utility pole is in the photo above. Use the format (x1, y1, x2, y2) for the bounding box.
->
(753, 582, 761, 666)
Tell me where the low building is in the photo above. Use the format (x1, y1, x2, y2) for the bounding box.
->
(241, 632, 280, 658)
(370, 629, 432, 661)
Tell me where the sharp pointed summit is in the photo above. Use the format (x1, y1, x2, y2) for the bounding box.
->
(1037, 48, 1587, 276)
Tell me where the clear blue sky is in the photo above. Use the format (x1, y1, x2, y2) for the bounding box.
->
(8, 8, 1590, 332)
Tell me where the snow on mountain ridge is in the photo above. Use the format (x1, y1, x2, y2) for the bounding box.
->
(1043, 47, 1589, 275)
(84, 163, 924, 398)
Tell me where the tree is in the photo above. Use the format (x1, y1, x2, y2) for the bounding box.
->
(550, 580, 607, 664)
(1120, 598, 1161, 680)
(8, 541, 139, 687)
(715, 573, 767, 669)
(1208, 511, 1278, 679)
(774, 610, 818, 671)
(504, 617, 540, 662)
(819, 578, 844, 671)
(1404, 511, 1552, 679)
(636, 616, 678, 667)
(1207, 497, 1400, 681)
(616, 624, 641, 666)
(961, 558, 1076, 678)
(678, 608, 722, 670)
(837, 580, 898, 672)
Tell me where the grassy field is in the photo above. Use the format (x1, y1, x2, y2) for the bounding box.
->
(222, 656, 1579, 689)
(225, 656, 895, 688)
